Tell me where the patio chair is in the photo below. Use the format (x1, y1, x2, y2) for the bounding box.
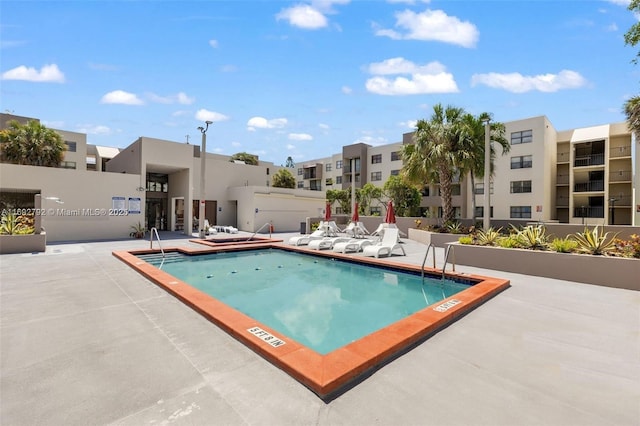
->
(308, 236, 352, 250)
(362, 228, 406, 258)
(333, 238, 376, 253)
(288, 229, 327, 246)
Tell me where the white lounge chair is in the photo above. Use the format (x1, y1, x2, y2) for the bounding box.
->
(308, 236, 351, 250)
(344, 222, 368, 238)
(333, 238, 376, 253)
(288, 229, 327, 246)
(362, 228, 406, 258)
(370, 223, 406, 237)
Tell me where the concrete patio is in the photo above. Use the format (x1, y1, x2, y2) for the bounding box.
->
(1, 232, 638, 425)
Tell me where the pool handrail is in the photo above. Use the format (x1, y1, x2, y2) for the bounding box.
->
(247, 222, 272, 241)
(421, 242, 436, 283)
(150, 227, 165, 258)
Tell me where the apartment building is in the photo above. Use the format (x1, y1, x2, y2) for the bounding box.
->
(298, 116, 637, 226)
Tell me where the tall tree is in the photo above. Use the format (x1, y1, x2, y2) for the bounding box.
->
(359, 182, 384, 215)
(459, 112, 510, 221)
(272, 168, 296, 188)
(401, 104, 468, 223)
(326, 188, 351, 214)
(0, 120, 66, 167)
(230, 152, 258, 165)
(284, 156, 295, 168)
(624, 0, 640, 136)
(383, 175, 422, 217)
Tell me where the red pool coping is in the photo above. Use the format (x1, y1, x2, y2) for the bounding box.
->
(113, 242, 510, 401)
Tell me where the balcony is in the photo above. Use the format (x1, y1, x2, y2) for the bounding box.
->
(574, 153, 604, 167)
(573, 206, 604, 218)
(609, 170, 632, 182)
(610, 195, 632, 207)
(557, 151, 570, 163)
(556, 174, 569, 185)
(574, 180, 604, 192)
(610, 145, 632, 158)
(555, 195, 569, 207)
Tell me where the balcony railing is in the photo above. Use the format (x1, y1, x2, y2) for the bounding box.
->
(574, 153, 604, 167)
(574, 180, 604, 192)
(573, 206, 604, 218)
(609, 170, 632, 182)
(610, 145, 632, 158)
(557, 151, 570, 163)
(556, 174, 569, 185)
(556, 195, 569, 207)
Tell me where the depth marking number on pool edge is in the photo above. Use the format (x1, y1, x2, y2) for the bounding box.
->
(248, 327, 286, 347)
(433, 299, 462, 312)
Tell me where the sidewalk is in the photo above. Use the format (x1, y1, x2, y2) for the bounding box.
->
(1, 232, 638, 425)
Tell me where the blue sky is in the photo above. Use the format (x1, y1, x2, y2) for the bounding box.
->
(1, 0, 637, 164)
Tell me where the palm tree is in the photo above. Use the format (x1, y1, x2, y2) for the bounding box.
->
(624, 96, 640, 136)
(0, 120, 66, 167)
(402, 104, 467, 224)
(459, 113, 510, 222)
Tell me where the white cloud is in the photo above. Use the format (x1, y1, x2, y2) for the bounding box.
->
(399, 119, 417, 129)
(318, 123, 330, 130)
(365, 58, 458, 95)
(220, 64, 238, 73)
(286, 144, 296, 149)
(375, 9, 479, 48)
(231, 141, 241, 147)
(606, 0, 630, 6)
(470, 70, 588, 93)
(605, 22, 618, 31)
(172, 110, 190, 117)
(353, 135, 388, 146)
(196, 108, 230, 122)
(76, 124, 112, 135)
(146, 92, 195, 105)
(1, 63, 65, 83)
(276, 5, 328, 29)
(341, 85, 353, 94)
(386, 0, 430, 4)
(289, 133, 313, 141)
(100, 90, 144, 105)
(247, 116, 288, 131)
(209, 39, 219, 48)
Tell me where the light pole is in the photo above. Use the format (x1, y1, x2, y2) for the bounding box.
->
(198, 121, 212, 238)
(482, 118, 491, 230)
(609, 197, 617, 225)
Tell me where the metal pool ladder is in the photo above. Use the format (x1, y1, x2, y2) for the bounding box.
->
(421, 243, 455, 282)
(150, 227, 165, 258)
(247, 222, 273, 241)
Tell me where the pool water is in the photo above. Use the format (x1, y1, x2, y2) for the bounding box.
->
(141, 249, 471, 355)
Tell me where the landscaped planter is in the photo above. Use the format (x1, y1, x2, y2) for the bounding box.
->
(448, 242, 639, 291)
(408, 228, 462, 248)
(0, 233, 46, 254)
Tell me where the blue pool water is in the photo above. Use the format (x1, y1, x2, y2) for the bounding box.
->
(140, 249, 472, 355)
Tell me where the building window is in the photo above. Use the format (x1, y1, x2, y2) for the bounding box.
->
(371, 154, 382, 164)
(335, 207, 343, 215)
(336, 160, 342, 169)
(297, 168, 303, 175)
(511, 155, 533, 169)
(474, 206, 494, 218)
(371, 171, 382, 181)
(60, 161, 76, 169)
(438, 206, 461, 218)
(510, 206, 532, 218)
(336, 176, 342, 184)
(438, 184, 461, 196)
(391, 151, 401, 161)
(474, 182, 494, 195)
(511, 130, 532, 145)
(420, 186, 430, 197)
(297, 181, 304, 188)
(370, 206, 381, 216)
(325, 178, 333, 186)
(325, 163, 332, 172)
(64, 141, 77, 152)
(390, 169, 400, 176)
(510, 180, 532, 193)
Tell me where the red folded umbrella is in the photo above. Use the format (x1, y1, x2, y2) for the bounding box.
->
(325, 203, 332, 221)
(384, 201, 396, 224)
(352, 202, 359, 222)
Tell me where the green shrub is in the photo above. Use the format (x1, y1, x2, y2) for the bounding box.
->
(444, 220, 464, 234)
(573, 226, 619, 255)
(458, 235, 473, 245)
(512, 224, 548, 250)
(476, 227, 502, 246)
(496, 235, 521, 248)
(549, 237, 578, 253)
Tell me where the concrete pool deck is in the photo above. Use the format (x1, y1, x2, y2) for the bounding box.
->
(1, 231, 639, 425)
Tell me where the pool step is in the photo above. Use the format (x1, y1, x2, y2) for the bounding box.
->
(137, 252, 185, 265)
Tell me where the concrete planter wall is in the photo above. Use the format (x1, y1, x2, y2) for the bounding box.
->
(448, 243, 639, 291)
(0, 233, 46, 254)
(408, 228, 462, 247)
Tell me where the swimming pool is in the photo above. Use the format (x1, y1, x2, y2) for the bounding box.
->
(139, 249, 470, 355)
(114, 244, 510, 401)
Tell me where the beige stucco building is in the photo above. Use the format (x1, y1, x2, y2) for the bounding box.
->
(1, 113, 638, 243)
